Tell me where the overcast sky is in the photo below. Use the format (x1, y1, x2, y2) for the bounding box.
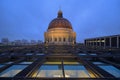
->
(0, 0, 120, 42)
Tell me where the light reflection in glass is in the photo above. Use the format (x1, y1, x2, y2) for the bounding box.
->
(32, 64, 63, 78)
(64, 65, 90, 78)
(0, 65, 5, 68)
(92, 62, 105, 65)
(99, 65, 120, 78)
(93, 61, 120, 78)
(19, 62, 33, 65)
(32, 61, 95, 78)
(0, 65, 27, 77)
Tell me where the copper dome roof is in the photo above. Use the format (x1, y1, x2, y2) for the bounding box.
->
(48, 10, 73, 30)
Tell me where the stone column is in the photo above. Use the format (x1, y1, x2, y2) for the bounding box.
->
(87, 41, 89, 46)
(104, 38, 106, 48)
(89, 41, 90, 46)
(95, 39, 97, 46)
(117, 36, 119, 48)
(93, 40, 95, 47)
(90, 40, 91, 46)
(52, 35, 53, 43)
(99, 38, 101, 47)
(110, 37, 112, 48)
(91, 40, 93, 46)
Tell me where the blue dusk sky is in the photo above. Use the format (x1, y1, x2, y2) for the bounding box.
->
(0, 0, 120, 42)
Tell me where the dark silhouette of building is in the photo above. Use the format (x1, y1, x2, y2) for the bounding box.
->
(85, 35, 120, 49)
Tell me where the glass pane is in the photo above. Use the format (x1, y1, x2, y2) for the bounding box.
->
(90, 53, 97, 55)
(92, 62, 105, 65)
(99, 65, 120, 78)
(44, 62, 61, 64)
(0, 65, 28, 77)
(36, 53, 44, 56)
(0, 65, 5, 68)
(32, 64, 63, 78)
(78, 53, 87, 56)
(64, 62, 80, 64)
(64, 65, 90, 78)
(26, 53, 33, 55)
(19, 62, 33, 65)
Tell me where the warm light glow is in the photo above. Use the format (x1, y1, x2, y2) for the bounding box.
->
(63, 62, 80, 64)
(32, 70, 63, 77)
(44, 62, 61, 64)
(65, 70, 90, 78)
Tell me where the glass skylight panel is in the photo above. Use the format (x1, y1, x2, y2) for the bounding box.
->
(78, 53, 87, 56)
(99, 65, 120, 78)
(36, 53, 44, 55)
(90, 53, 97, 55)
(63, 62, 80, 64)
(32, 64, 63, 77)
(44, 62, 61, 64)
(19, 62, 33, 65)
(64, 65, 90, 78)
(0, 65, 5, 68)
(92, 62, 105, 65)
(0, 65, 28, 77)
(26, 53, 33, 55)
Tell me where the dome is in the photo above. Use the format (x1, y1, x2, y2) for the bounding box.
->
(48, 10, 73, 30)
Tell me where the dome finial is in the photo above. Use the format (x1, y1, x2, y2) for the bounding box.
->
(57, 7, 63, 18)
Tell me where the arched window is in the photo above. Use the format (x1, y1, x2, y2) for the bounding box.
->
(59, 38, 61, 41)
(54, 38, 57, 42)
(63, 38, 66, 42)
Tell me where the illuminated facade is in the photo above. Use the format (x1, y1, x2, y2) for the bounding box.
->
(44, 10, 76, 45)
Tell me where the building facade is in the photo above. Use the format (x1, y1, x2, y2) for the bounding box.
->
(44, 10, 76, 45)
(85, 35, 120, 48)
